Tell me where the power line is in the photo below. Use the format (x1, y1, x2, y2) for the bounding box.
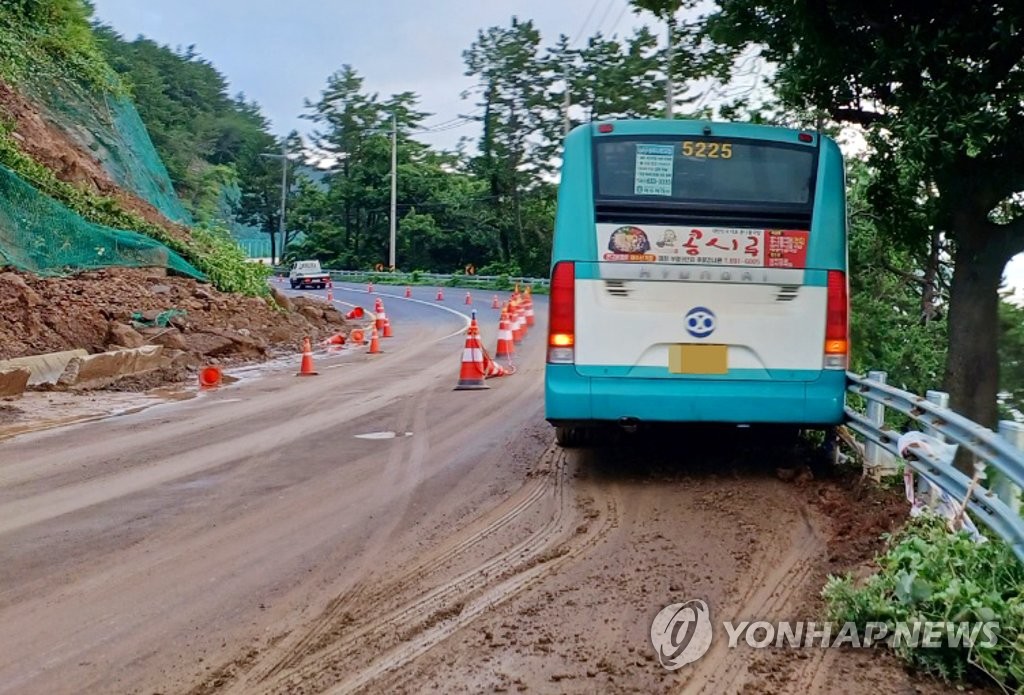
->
(419, 108, 484, 131)
(570, 0, 602, 47)
(592, 0, 618, 37)
(410, 118, 476, 136)
(607, 1, 631, 37)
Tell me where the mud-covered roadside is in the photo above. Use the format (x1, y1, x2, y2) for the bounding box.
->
(0, 268, 350, 434)
(0, 268, 345, 368)
(209, 428, 986, 695)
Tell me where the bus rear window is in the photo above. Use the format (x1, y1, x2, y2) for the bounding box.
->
(594, 136, 816, 207)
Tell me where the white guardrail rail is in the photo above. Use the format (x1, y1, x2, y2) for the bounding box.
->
(846, 370, 1024, 561)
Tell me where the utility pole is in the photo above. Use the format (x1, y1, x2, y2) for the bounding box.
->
(277, 141, 288, 264)
(563, 71, 572, 137)
(665, 16, 676, 119)
(260, 143, 290, 265)
(389, 111, 397, 270)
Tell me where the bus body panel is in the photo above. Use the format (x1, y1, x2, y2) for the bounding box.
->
(546, 119, 848, 427)
(546, 365, 846, 424)
(573, 268, 829, 380)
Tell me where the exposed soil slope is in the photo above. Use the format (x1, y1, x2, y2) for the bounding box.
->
(0, 79, 193, 244)
(0, 269, 344, 368)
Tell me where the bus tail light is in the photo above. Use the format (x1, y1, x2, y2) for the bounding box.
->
(824, 270, 848, 369)
(548, 261, 575, 364)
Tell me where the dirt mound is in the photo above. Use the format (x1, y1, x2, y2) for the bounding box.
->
(0, 268, 345, 381)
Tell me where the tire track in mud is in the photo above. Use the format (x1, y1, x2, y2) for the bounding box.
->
(211, 445, 619, 695)
(234, 454, 554, 689)
(689, 504, 828, 694)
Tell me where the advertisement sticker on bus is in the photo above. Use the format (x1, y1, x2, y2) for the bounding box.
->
(633, 144, 675, 196)
(598, 224, 809, 268)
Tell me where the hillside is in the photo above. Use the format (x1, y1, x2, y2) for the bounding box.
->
(0, 1, 344, 371)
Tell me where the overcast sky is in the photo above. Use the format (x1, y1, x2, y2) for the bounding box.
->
(89, 0, 649, 151)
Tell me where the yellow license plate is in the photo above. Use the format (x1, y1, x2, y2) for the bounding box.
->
(669, 344, 728, 374)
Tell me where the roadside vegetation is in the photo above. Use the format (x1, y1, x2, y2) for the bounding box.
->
(824, 517, 1024, 690)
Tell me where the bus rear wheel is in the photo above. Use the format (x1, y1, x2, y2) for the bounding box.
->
(555, 426, 585, 448)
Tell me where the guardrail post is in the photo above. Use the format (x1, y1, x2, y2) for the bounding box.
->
(924, 390, 949, 442)
(863, 370, 899, 477)
(996, 421, 1024, 515)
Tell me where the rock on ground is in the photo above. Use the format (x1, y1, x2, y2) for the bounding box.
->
(0, 268, 345, 369)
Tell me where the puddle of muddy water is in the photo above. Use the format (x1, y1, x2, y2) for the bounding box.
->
(0, 388, 196, 442)
(0, 343, 360, 443)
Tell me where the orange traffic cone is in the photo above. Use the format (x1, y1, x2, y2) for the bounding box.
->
(510, 301, 525, 345)
(491, 295, 500, 309)
(297, 337, 318, 376)
(454, 317, 488, 390)
(383, 316, 393, 338)
(465, 292, 472, 305)
(515, 296, 528, 339)
(368, 282, 375, 293)
(350, 328, 365, 344)
(367, 325, 382, 354)
(483, 351, 510, 378)
(326, 287, 334, 302)
(345, 306, 364, 320)
(376, 305, 387, 331)
(495, 310, 515, 362)
(436, 289, 445, 301)
(321, 333, 346, 347)
(199, 365, 222, 389)
(405, 286, 412, 298)
(524, 286, 535, 327)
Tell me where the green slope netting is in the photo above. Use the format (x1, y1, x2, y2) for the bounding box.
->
(0, 164, 204, 279)
(31, 82, 192, 225)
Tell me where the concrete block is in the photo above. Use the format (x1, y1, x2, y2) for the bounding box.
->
(0, 349, 88, 386)
(0, 367, 30, 398)
(58, 346, 164, 389)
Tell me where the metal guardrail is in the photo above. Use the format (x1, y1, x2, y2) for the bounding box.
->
(845, 370, 1024, 561)
(270, 265, 550, 289)
(323, 269, 550, 289)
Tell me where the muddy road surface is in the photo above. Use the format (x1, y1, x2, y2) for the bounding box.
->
(0, 285, 948, 694)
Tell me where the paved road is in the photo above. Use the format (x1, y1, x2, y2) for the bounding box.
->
(0, 285, 546, 694)
(0, 283, 935, 694)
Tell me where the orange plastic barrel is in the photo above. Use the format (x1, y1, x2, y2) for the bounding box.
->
(199, 365, 222, 389)
(350, 328, 365, 344)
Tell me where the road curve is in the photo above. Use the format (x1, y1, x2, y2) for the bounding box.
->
(0, 286, 549, 694)
(0, 283, 939, 694)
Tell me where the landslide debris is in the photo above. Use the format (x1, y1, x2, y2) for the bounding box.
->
(0, 79, 195, 249)
(0, 268, 344, 380)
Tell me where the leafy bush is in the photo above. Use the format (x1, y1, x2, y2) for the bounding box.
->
(190, 226, 270, 295)
(477, 260, 522, 277)
(0, 0, 122, 94)
(823, 516, 1024, 689)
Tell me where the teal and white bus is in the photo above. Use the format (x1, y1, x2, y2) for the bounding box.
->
(545, 120, 848, 446)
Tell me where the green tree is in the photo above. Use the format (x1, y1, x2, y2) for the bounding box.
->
(846, 158, 948, 394)
(464, 18, 555, 268)
(706, 1, 1024, 439)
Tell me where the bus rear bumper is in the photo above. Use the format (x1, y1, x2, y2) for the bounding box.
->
(545, 365, 845, 426)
